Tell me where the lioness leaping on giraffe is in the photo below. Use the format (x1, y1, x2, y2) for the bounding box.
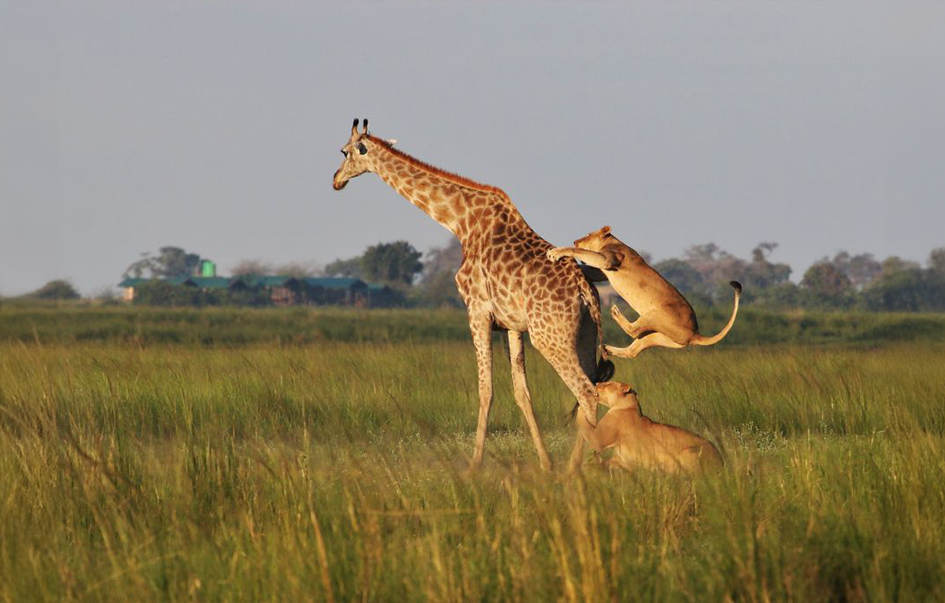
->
(548, 226, 741, 359)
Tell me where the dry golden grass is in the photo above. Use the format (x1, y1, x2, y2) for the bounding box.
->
(0, 315, 944, 601)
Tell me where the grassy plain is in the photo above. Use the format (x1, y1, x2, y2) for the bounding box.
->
(0, 307, 944, 602)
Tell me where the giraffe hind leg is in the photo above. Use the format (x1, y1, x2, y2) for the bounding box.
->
(508, 331, 553, 471)
(565, 312, 605, 473)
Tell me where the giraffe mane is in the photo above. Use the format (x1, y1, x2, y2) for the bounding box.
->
(366, 135, 510, 199)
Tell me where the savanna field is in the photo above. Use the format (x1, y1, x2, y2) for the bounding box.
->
(1, 306, 944, 603)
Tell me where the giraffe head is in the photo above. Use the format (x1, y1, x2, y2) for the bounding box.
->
(333, 118, 384, 191)
(573, 226, 615, 252)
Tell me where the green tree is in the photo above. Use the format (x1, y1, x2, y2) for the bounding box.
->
(324, 256, 363, 278)
(651, 258, 712, 306)
(361, 241, 423, 287)
(681, 243, 745, 303)
(927, 248, 945, 275)
(757, 282, 802, 309)
(861, 268, 928, 312)
(743, 242, 791, 290)
(420, 239, 462, 282)
(31, 279, 81, 300)
(271, 261, 322, 278)
(832, 251, 881, 291)
(800, 261, 853, 307)
(124, 246, 205, 279)
(880, 256, 920, 277)
(231, 260, 272, 277)
(859, 251, 945, 312)
(415, 239, 464, 307)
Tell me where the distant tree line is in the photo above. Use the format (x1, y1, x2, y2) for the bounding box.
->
(654, 242, 945, 312)
(325, 239, 945, 312)
(9, 241, 944, 313)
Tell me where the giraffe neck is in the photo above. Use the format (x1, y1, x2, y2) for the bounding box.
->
(367, 137, 523, 240)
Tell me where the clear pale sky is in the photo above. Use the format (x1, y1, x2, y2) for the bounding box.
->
(1, 1, 943, 296)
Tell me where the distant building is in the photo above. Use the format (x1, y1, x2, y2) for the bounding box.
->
(118, 274, 395, 307)
(304, 277, 369, 306)
(234, 276, 306, 305)
(365, 282, 400, 308)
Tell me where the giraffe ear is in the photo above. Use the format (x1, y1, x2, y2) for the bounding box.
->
(386, 139, 397, 146)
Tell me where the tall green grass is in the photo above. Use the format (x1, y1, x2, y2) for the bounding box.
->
(1, 338, 944, 602)
(3, 305, 945, 346)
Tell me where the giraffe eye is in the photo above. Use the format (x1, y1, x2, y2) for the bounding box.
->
(357, 142, 368, 155)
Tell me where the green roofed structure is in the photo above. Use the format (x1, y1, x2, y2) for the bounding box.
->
(119, 273, 387, 307)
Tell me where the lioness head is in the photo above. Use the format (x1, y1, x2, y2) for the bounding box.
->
(595, 381, 642, 414)
(573, 226, 614, 252)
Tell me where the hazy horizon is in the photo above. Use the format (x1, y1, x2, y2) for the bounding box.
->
(2, 1, 943, 296)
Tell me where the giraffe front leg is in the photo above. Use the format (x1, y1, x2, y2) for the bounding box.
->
(568, 435, 586, 474)
(468, 313, 494, 470)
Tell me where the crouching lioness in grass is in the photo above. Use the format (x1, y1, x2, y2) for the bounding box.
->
(548, 226, 741, 359)
(576, 381, 722, 474)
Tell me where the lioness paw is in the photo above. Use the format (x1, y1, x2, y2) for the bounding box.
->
(547, 248, 564, 262)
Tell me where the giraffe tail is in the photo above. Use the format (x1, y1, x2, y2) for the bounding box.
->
(577, 273, 613, 369)
(566, 278, 615, 425)
(594, 357, 615, 384)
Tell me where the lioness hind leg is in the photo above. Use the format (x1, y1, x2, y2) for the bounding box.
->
(605, 332, 686, 359)
(610, 306, 659, 339)
(610, 305, 637, 335)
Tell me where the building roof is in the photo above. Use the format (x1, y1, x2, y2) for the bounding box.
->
(187, 277, 231, 289)
(120, 275, 373, 290)
(118, 277, 149, 287)
(304, 277, 367, 290)
(236, 275, 301, 288)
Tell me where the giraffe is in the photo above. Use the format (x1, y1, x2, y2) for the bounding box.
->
(332, 119, 613, 471)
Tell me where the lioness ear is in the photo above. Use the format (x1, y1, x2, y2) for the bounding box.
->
(600, 225, 612, 235)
